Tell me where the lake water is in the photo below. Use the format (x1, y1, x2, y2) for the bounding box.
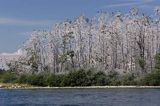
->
(0, 88, 160, 106)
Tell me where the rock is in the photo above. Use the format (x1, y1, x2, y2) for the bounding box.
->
(0, 84, 4, 88)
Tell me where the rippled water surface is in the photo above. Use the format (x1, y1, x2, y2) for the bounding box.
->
(0, 88, 160, 106)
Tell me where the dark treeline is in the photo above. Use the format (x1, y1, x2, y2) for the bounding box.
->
(1, 52, 160, 86)
(0, 68, 160, 86)
(0, 69, 136, 86)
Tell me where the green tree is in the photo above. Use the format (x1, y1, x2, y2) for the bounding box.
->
(154, 53, 160, 69)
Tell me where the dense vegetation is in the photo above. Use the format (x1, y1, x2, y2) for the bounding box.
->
(138, 53, 160, 86)
(1, 8, 160, 86)
(0, 69, 110, 87)
(7, 8, 160, 76)
(0, 62, 160, 86)
(2, 52, 160, 86)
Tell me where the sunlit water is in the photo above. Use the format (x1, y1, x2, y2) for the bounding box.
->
(0, 88, 160, 106)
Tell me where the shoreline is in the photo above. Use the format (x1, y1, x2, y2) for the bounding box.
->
(19, 86, 160, 89)
(1, 83, 160, 89)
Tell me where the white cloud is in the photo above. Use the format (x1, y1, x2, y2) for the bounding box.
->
(0, 49, 25, 69)
(0, 17, 56, 26)
(0, 49, 24, 56)
(101, 0, 155, 8)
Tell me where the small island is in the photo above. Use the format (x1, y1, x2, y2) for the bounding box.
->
(1, 1, 160, 106)
(1, 8, 160, 88)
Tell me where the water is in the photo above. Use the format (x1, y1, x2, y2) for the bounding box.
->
(0, 88, 160, 106)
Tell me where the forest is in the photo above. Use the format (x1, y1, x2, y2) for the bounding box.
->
(1, 8, 160, 86)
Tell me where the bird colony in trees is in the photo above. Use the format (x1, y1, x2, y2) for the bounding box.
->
(8, 8, 160, 75)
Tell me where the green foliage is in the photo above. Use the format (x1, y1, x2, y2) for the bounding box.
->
(121, 73, 136, 85)
(139, 69, 160, 86)
(2, 53, 160, 87)
(106, 71, 121, 86)
(92, 71, 108, 86)
(154, 53, 160, 69)
(17, 74, 28, 84)
(62, 69, 91, 86)
(0, 69, 137, 86)
(15, 69, 109, 87)
(138, 52, 160, 86)
(0, 71, 18, 83)
(62, 69, 109, 86)
(46, 74, 64, 87)
(138, 58, 146, 69)
(26, 75, 41, 86)
(2, 67, 160, 86)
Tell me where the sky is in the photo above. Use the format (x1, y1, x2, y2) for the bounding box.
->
(0, 0, 159, 53)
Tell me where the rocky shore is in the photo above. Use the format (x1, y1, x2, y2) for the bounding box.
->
(0, 83, 32, 89)
(1, 83, 160, 89)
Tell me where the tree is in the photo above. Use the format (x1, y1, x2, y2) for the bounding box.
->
(154, 53, 160, 69)
(7, 8, 160, 76)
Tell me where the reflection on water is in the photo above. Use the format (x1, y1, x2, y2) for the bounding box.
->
(0, 88, 160, 106)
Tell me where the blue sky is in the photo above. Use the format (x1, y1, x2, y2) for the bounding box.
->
(0, 0, 159, 53)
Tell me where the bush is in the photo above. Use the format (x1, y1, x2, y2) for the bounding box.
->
(92, 71, 108, 86)
(139, 52, 160, 86)
(25, 74, 47, 86)
(63, 69, 89, 86)
(0, 69, 144, 86)
(0, 71, 18, 83)
(154, 53, 160, 69)
(106, 71, 121, 85)
(140, 69, 160, 86)
(17, 74, 28, 84)
(46, 74, 64, 87)
(121, 73, 136, 85)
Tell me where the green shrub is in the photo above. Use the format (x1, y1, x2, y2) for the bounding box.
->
(46, 74, 64, 87)
(139, 52, 160, 86)
(64, 69, 88, 86)
(121, 73, 136, 85)
(107, 71, 121, 85)
(0, 71, 18, 83)
(17, 74, 28, 84)
(154, 53, 160, 69)
(140, 69, 160, 86)
(0, 69, 143, 86)
(26, 74, 47, 86)
(92, 71, 108, 86)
